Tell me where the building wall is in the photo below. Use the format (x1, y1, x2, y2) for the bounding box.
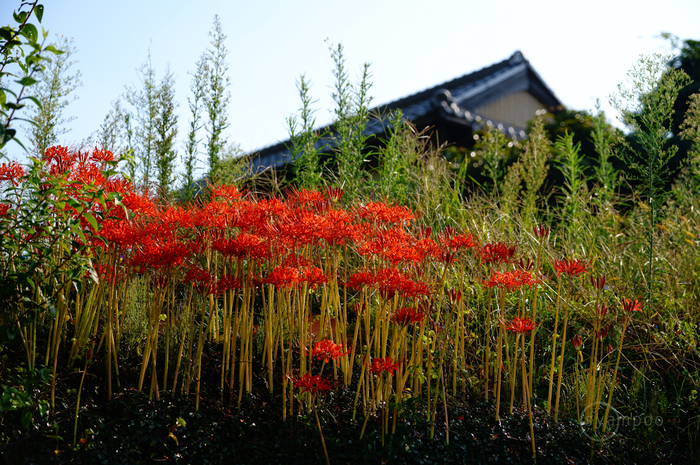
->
(474, 91, 547, 128)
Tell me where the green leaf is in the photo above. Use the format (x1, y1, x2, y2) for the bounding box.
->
(35, 5, 44, 23)
(83, 213, 98, 231)
(20, 24, 38, 43)
(20, 410, 32, 429)
(24, 95, 43, 110)
(17, 76, 38, 87)
(4, 102, 25, 110)
(0, 127, 16, 146)
(44, 45, 64, 55)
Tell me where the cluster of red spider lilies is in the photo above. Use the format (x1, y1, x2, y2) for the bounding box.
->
(1, 147, 644, 457)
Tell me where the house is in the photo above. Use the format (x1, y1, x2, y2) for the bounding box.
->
(247, 51, 562, 175)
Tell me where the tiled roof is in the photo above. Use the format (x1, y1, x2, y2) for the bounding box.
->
(247, 51, 561, 173)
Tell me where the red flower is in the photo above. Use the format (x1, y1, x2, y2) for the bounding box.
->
(295, 373, 333, 395)
(373, 268, 429, 299)
(590, 275, 606, 290)
(325, 186, 344, 203)
(506, 317, 535, 334)
(210, 184, 242, 202)
(623, 299, 642, 313)
(184, 266, 216, 294)
(572, 334, 583, 350)
(485, 270, 535, 291)
(477, 242, 516, 264)
(263, 266, 300, 289)
(310, 339, 349, 363)
(298, 266, 328, 289)
(448, 288, 462, 303)
(0, 161, 25, 186)
(597, 303, 608, 318)
(215, 276, 242, 293)
(0, 203, 10, 217)
(346, 271, 375, 290)
(517, 258, 534, 271)
(392, 307, 424, 326)
(533, 223, 550, 239)
(356, 202, 415, 225)
(553, 258, 588, 277)
(446, 232, 477, 250)
(369, 357, 400, 375)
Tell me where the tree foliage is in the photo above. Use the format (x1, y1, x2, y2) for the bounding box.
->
(154, 65, 178, 197)
(1, 1, 62, 153)
(203, 14, 231, 179)
(124, 51, 158, 189)
(25, 35, 80, 156)
(181, 57, 206, 201)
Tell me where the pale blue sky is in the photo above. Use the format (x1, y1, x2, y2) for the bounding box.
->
(2, 0, 699, 172)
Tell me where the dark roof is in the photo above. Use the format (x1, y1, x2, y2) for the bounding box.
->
(247, 51, 562, 173)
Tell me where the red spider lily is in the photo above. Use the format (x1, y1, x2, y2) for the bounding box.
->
(517, 258, 534, 271)
(263, 266, 300, 289)
(321, 208, 360, 245)
(477, 242, 516, 264)
(119, 191, 156, 218)
(590, 275, 606, 290)
(372, 267, 430, 299)
(276, 209, 330, 246)
(356, 202, 415, 225)
(623, 299, 643, 313)
(448, 288, 462, 303)
(0, 161, 26, 186)
(346, 271, 375, 290)
(286, 188, 327, 212)
(157, 206, 194, 232)
(215, 276, 242, 293)
(99, 219, 142, 248)
(213, 233, 268, 260)
(294, 373, 333, 395)
(325, 186, 344, 203)
(571, 334, 583, 350)
(309, 339, 350, 363)
(369, 357, 400, 375)
(506, 317, 535, 334)
(438, 249, 456, 264)
(392, 307, 424, 326)
(298, 266, 328, 289)
(553, 258, 588, 277)
(417, 227, 432, 239)
(210, 184, 242, 202)
(416, 238, 442, 262)
(533, 223, 550, 239)
(184, 266, 216, 294)
(597, 303, 608, 318)
(130, 239, 191, 272)
(595, 325, 610, 339)
(444, 232, 478, 250)
(281, 254, 312, 268)
(42, 145, 76, 175)
(485, 270, 536, 291)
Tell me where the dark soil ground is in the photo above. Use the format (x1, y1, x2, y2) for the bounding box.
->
(1, 344, 697, 464)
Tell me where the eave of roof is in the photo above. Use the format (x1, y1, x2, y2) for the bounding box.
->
(247, 51, 561, 173)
